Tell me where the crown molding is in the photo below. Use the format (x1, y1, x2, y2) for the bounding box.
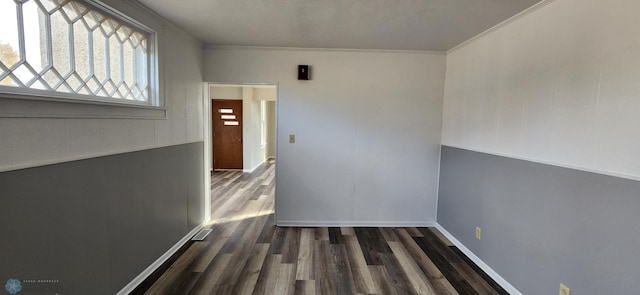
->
(203, 45, 445, 55)
(447, 0, 557, 54)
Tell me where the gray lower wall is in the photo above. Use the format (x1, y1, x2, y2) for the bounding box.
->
(438, 146, 640, 294)
(0, 142, 204, 294)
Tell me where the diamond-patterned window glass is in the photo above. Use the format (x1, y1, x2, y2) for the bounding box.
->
(0, 0, 151, 104)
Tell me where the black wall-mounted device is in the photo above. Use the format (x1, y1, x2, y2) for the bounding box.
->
(298, 65, 310, 80)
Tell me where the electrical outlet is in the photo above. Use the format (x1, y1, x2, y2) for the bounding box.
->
(559, 284, 570, 295)
(475, 227, 481, 240)
(289, 134, 295, 143)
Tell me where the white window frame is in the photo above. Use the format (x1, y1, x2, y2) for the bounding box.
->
(0, 0, 164, 119)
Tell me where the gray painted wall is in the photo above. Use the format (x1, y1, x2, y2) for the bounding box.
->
(437, 146, 640, 294)
(0, 142, 204, 294)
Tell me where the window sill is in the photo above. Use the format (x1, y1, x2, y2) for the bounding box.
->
(0, 92, 166, 119)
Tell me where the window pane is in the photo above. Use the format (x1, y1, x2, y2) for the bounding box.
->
(0, 1, 20, 70)
(84, 11, 104, 31)
(73, 21, 90, 81)
(122, 39, 134, 87)
(104, 80, 116, 96)
(31, 79, 47, 90)
(1, 75, 19, 87)
(14, 64, 36, 85)
(87, 76, 101, 94)
(42, 68, 63, 90)
(134, 45, 147, 88)
(100, 19, 118, 37)
(93, 30, 107, 83)
(119, 82, 131, 100)
(78, 84, 90, 95)
(61, 1, 85, 23)
(39, 0, 61, 14)
(132, 84, 142, 101)
(66, 73, 83, 91)
(50, 10, 72, 76)
(23, 0, 47, 75)
(116, 26, 132, 43)
(109, 35, 122, 84)
(224, 121, 239, 126)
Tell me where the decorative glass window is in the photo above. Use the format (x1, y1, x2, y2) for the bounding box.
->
(0, 0, 154, 105)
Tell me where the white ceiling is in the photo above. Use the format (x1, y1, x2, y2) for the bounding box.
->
(137, 0, 543, 51)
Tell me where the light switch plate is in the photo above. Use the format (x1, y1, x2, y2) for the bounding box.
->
(559, 283, 570, 295)
(475, 227, 481, 240)
(289, 134, 295, 143)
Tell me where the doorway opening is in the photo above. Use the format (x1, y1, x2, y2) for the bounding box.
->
(204, 83, 277, 224)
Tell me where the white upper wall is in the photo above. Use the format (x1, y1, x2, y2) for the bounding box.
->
(266, 101, 276, 158)
(442, 0, 640, 179)
(210, 86, 243, 99)
(243, 87, 264, 171)
(254, 87, 277, 101)
(204, 47, 446, 225)
(0, 1, 204, 172)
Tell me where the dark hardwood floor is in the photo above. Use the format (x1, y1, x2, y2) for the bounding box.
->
(133, 160, 508, 294)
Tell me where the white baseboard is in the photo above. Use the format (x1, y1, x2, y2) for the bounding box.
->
(276, 220, 436, 227)
(435, 224, 522, 295)
(116, 224, 204, 294)
(243, 162, 263, 173)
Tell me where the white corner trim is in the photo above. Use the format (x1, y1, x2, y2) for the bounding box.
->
(0, 141, 204, 173)
(276, 220, 436, 227)
(0, 94, 167, 119)
(442, 144, 640, 183)
(116, 224, 204, 295)
(447, 0, 557, 54)
(435, 224, 523, 295)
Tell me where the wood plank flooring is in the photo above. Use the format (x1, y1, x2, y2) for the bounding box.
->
(132, 161, 508, 295)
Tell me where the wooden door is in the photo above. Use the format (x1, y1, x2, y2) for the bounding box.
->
(212, 100, 243, 169)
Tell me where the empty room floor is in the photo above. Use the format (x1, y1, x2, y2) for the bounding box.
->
(133, 161, 507, 294)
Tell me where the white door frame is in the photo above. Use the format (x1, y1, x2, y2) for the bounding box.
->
(202, 81, 278, 224)
(203, 83, 212, 223)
